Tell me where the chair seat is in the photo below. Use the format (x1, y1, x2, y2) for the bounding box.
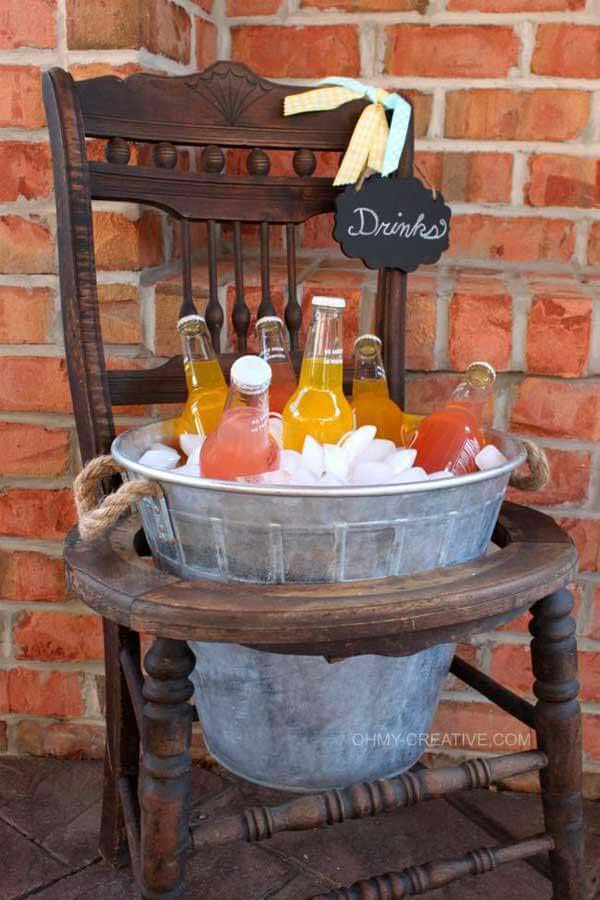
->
(65, 501, 576, 657)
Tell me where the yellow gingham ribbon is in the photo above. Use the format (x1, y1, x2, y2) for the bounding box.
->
(284, 77, 412, 187)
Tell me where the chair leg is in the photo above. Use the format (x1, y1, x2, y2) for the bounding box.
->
(530, 589, 586, 900)
(139, 638, 195, 900)
(99, 620, 141, 867)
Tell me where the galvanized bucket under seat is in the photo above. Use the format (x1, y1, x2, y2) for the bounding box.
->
(113, 420, 525, 791)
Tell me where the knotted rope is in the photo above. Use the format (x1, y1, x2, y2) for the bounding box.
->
(74, 455, 162, 542)
(508, 438, 550, 493)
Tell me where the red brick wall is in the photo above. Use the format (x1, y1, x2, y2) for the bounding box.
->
(0, 0, 599, 790)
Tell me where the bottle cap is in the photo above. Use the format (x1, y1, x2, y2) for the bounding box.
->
(354, 333, 382, 348)
(256, 315, 284, 329)
(230, 355, 272, 392)
(312, 295, 346, 309)
(177, 314, 207, 335)
(466, 361, 496, 387)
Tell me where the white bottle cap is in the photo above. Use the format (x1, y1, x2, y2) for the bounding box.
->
(354, 333, 382, 348)
(177, 314, 206, 335)
(230, 355, 272, 392)
(255, 315, 284, 329)
(312, 295, 346, 309)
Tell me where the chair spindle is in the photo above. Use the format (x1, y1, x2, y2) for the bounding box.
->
(205, 220, 223, 351)
(179, 219, 197, 320)
(232, 221, 250, 352)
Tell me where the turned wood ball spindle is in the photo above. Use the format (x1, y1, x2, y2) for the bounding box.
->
(105, 137, 131, 165)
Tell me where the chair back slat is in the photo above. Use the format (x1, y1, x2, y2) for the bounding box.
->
(231, 222, 249, 352)
(285, 224, 301, 352)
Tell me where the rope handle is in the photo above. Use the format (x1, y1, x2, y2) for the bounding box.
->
(74, 454, 162, 542)
(509, 438, 550, 492)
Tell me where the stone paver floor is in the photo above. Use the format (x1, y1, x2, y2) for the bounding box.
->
(0, 757, 598, 899)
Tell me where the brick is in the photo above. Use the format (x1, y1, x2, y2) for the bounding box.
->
(192, 0, 213, 10)
(406, 373, 461, 416)
(303, 0, 426, 8)
(231, 26, 360, 78)
(449, 215, 575, 264)
(93, 211, 163, 271)
(196, 17, 217, 68)
(98, 284, 141, 344)
(0, 66, 45, 128)
(7, 668, 84, 717)
(0, 287, 52, 343)
(13, 720, 105, 759)
(511, 378, 600, 442)
(579, 652, 600, 703)
(145, 0, 191, 64)
(449, 0, 584, 8)
(0, 672, 8, 711)
(0, 358, 70, 413)
(417, 151, 512, 205)
(583, 714, 600, 763)
(0, 143, 52, 202)
(532, 24, 600, 79)
(508, 449, 591, 507)
(431, 700, 535, 753)
(449, 278, 512, 371)
(0, 549, 65, 602)
(14, 612, 103, 662)
(406, 275, 436, 370)
(0, 423, 70, 477)
(0, 721, 6, 753)
(589, 223, 600, 266)
(557, 518, 600, 572)
(445, 90, 589, 142)
(0, 216, 54, 275)
(67, 0, 140, 48)
(301, 213, 339, 251)
(587, 587, 600, 641)
(0, 488, 76, 540)
(401, 91, 432, 140)
(527, 155, 599, 209)
(0, 0, 56, 49)
(490, 643, 533, 697)
(69, 62, 141, 80)
(227, 0, 281, 12)
(386, 26, 518, 78)
(526, 291, 592, 376)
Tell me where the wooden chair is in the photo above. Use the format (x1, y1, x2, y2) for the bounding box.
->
(44, 61, 586, 899)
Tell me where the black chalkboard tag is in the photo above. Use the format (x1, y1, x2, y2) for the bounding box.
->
(333, 174, 451, 273)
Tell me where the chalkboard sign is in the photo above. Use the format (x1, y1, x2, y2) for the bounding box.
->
(333, 175, 451, 273)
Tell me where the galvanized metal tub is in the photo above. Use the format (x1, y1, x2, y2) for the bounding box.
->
(113, 421, 525, 791)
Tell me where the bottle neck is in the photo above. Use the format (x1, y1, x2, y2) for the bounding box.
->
(352, 341, 389, 398)
(448, 377, 493, 419)
(224, 383, 271, 439)
(257, 322, 292, 366)
(180, 328, 224, 392)
(301, 307, 344, 390)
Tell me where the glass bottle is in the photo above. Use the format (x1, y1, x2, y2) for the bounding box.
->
(412, 361, 496, 475)
(176, 315, 228, 437)
(256, 315, 297, 414)
(282, 296, 353, 451)
(351, 333, 406, 445)
(200, 355, 280, 480)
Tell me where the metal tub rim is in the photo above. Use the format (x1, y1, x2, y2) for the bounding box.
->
(112, 421, 526, 498)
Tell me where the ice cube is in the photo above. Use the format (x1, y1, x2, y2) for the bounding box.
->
(389, 467, 428, 484)
(186, 440, 205, 466)
(389, 448, 417, 474)
(302, 435, 324, 477)
(256, 469, 293, 485)
(475, 444, 508, 471)
(179, 433, 205, 457)
(319, 472, 345, 487)
(360, 439, 396, 463)
(428, 470, 455, 481)
(139, 447, 180, 470)
(323, 443, 350, 480)
(280, 449, 304, 475)
(351, 461, 390, 486)
(175, 463, 201, 478)
(340, 425, 377, 464)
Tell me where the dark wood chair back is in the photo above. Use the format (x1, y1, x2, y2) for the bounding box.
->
(43, 61, 413, 463)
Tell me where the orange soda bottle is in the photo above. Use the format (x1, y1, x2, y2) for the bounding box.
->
(176, 315, 228, 436)
(282, 296, 354, 451)
(351, 334, 406, 445)
(412, 361, 496, 475)
(200, 355, 280, 480)
(256, 315, 297, 414)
